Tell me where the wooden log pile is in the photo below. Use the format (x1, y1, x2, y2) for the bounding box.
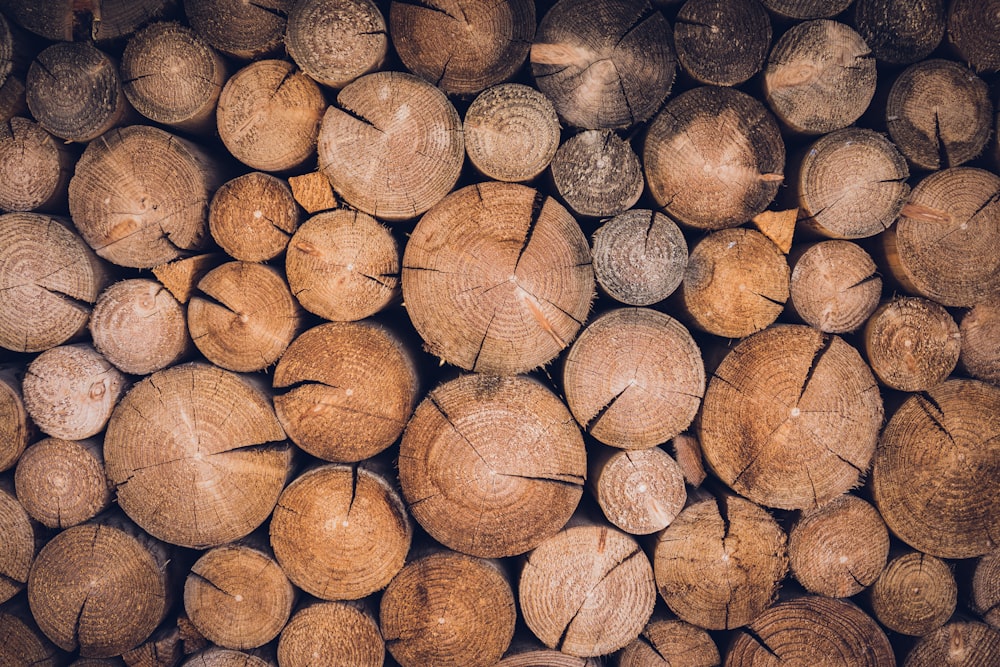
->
(1, 0, 1000, 665)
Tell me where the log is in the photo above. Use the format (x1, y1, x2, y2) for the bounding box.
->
(643, 86, 785, 231)
(401, 181, 594, 374)
(787, 494, 890, 598)
(22, 343, 127, 441)
(0, 478, 35, 604)
(209, 173, 299, 263)
(725, 596, 894, 665)
(679, 228, 789, 339)
(904, 622, 1000, 666)
(399, 373, 585, 557)
(181, 648, 275, 667)
(794, 127, 910, 239)
(751, 207, 796, 254)
(496, 635, 601, 666)
(184, 539, 295, 650)
(463, 83, 561, 183)
(0, 0, 175, 42)
(562, 307, 705, 449)
(0, 213, 111, 353)
(270, 463, 411, 600)
(284, 209, 400, 322)
(617, 616, 721, 667)
(863, 296, 961, 392)
(971, 549, 1000, 628)
(883, 167, 1000, 307)
(869, 549, 957, 636)
(389, 0, 533, 96)
(27, 513, 173, 658)
(959, 296, 1000, 385)
(187, 261, 305, 373)
(763, 20, 877, 135)
(590, 209, 688, 307)
(14, 437, 112, 529)
(519, 522, 656, 656)
(0, 116, 75, 213)
(550, 129, 644, 218)
(216, 59, 326, 173)
(787, 240, 882, 334)
(530, 0, 675, 129)
(0, 365, 31, 472)
(947, 0, 1000, 73)
(853, 0, 946, 65)
(272, 321, 418, 463)
(285, 0, 386, 89)
(672, 433, 708, 487)
(759, 0, 851, 19)
(885, 59, 993, 171)
(90, 278, 191, 376)
(152, 253, 224, 304)
(121, 623, 183, 667)
(699, 325, 883, 510)
(318, 70, 465, 221)
(104, 362, 293, 549)
(654, 493, 787, 630)
(121, 21, 227, 135)
(68, 125, 224, 269)
(277, 600, 384, 667)
(588, 444, 687, 535)
(871, 378, 1000, 559)
(287, 172, 337, 214)
(25, 42, 131, 144)
(0, 74, 25, 123)
(183, 0, 290, 60)
(673, 0, 772, 86)
(0, 602, 62, 667)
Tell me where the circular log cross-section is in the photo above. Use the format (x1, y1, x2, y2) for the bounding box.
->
(550, 129, 644, 218)
(121, 21, 227, 134)
(390, 0, 534, 96)
(886, 59, 992, 171)
(680, 228, 790, 339)
(26, 42, 130, 143)
(563, 308, 704, 449)
(217, 59, 326, 173)
(272, 321, 419, 463)
(22, 344, 127, 441)
(104, 363, 293, 549)
(644, 86, 785, 231)
(0, 0, 174, 42)
(788, 494, 890, 598)
(209, 173, 300, 263)
(68, 125, 224, 269)
(270, 464, 412, 601)
(0, 482, 34, 604)
(27, 518, 171, 658)
(948, 0, 1000, 73)
(853, 0, 946, 66)
(0, 606, 61, 667)
(763, 20, 876, 135)
(90, 278, 191, 376)
(0, 366, 31, 472)
(591, 209, 688, 307)
(760, 0, 852, 19)
(788, 240, 882, 334)
(463, 83, 560, 183)
(181, 647, 276, 667)
(674, 0, 772, 86)
(0, 213, 111, 353)
(960, 297, 1000, 385)
(318, 71, 464, 221)
(14, 437, 112, 530)
(286, 0, 387, 89)
(188, 261, 305, 373)
(184, 0, 290, 60)
(285, 209, 400, 322)
(796, 127, 910, 239)
(972, 549, 1000, 629)
(0, 116, 74, 213)
(618, 617, 720, 667)
(699, 325, 883, 510)
(184, 542, 295, 650)
(277, 601, 384, 667)
(531, 0, 675, 129)
(399, 374, 585, 558)
(496, 639, 599, 667)
(883, 167, 1000, 307)
(520, 524, 656, 656)
(863, 296, 961, 392)
(870, 550, 957, 636)
(589, 445, 687, 535)
(871, 379, 1000, 559)
(402, 181, 594, 374)
(654, 494, 787, 631)
(725, 596, 894, 666)
(905, 622, 1000, 667)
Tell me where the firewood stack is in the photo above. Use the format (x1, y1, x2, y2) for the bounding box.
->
(1, 0, 999, 665)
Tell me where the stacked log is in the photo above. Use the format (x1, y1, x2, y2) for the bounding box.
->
(0, 1, 999, 665)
